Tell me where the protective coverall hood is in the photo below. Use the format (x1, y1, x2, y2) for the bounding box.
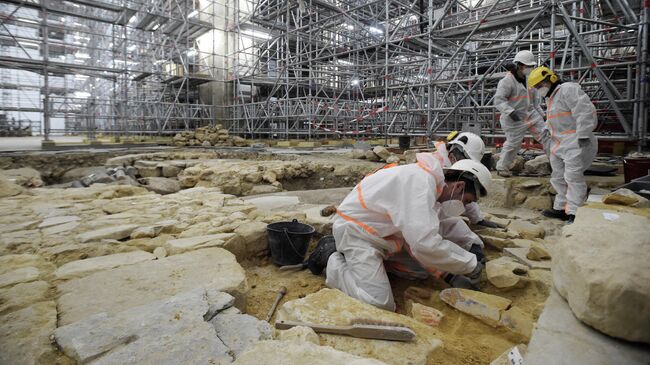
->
(326, 156, 478, 311)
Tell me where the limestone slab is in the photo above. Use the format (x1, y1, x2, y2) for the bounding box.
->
(553, 207, 650, 343)
(77, 224, 139, 243)
(164, 233, 237, 255)
(38, 215, 80, 228)
(439, 288, 511, 326)
(233, 340, 389, 365)
(54, 251, 156, 279)
(0, 220, 39, 233)
(210, 313, 273, 357)
(440, 288, 533, 342)
(277, 326, 320, 344)
(246, 195, 300, 210)
(0, 280, 49, 314)
(486, 256, 529, 289)
(0, 301, 58, 365)
(507, 220, 545, 239)
(0, 267, 39, 288)
(42, 221, 80, 235)
(277, 288, 441, 365)
(55, 288, 233, 365)
(57, 248, 247, 325)
(503, 247, 551, 270)
(525, 290, 650, 365)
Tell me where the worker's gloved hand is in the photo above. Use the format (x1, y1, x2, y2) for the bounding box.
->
(477, 219, 499, 228)
(469, 244, 486, 264)
(444, 274, 475, 290)
(509, 110, 523, 122)
(578, 138, 591, 148)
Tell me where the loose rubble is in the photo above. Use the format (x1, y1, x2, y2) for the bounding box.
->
(0, 146, 624, 364)
(172, 124, 245, 147)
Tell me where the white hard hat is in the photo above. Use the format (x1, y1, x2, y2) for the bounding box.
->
(448, 132, 485, 162)
(513, 50, 536, 66)
(445, 159, 492, 196)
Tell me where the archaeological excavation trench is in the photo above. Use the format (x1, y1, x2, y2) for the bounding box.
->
(0, 146, 647, 365)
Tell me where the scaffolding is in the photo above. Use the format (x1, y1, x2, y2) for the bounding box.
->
(0, 0, 227, 139)
(1, 0, 648, 146)
(227, 0, 649, 145)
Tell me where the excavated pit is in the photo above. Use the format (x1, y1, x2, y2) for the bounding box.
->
(0, 146, 629, 365)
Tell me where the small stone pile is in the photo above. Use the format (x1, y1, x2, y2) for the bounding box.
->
(172, 125, 247, 147)
(349, 146, 403, 164)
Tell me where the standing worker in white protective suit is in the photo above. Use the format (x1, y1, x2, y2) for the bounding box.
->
(528, 66, 598, 224)
(494, 50, 549, 177)
(311, 155, 492, 311)
(433, 131, 500, 229)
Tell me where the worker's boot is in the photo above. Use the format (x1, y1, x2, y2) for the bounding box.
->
(566, 214, 576, 224)
(306, 235, 337, 275)
(542, 208, 570, 221)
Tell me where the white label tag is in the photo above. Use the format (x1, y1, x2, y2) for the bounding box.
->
(507, 346, 524, 365)
(602, 212, 620, 221)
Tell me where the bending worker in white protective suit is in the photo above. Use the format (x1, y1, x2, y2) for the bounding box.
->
(433, 131, 499, 229)
(494, 50, 549, 177)
(313, 155, 492, 311)
(528, 66, 597, 224)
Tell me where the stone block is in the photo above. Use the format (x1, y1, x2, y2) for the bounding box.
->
(0, 280, 49, 314)
(525, 290, 650, 365)
(38, 215, 80, 228)
(439, 288, 511, 327)
(56, 248, 247, 325)
(372, 146, 391, 161)
(503, 247, 551, 270)
(137, 166, 162, 178)
(277, 326, 320, 345)
(210, 313, 273, 357)
(161, 165, 184, 178)
(232, 340, 389, 365)
(486, 256, 529, 289)
(55, 288, 234, 365)
(164, 233, 237, 255)
(54, 251, 156, 280)
(553, 207, 650, 343)
(141, 177, 181, 195)
(507, 220, 545, 239)
(440, 288, 533, 341)
(77, 224, 139, 243)
(0, 267, 39, 288)
(277, 289, 441, 365)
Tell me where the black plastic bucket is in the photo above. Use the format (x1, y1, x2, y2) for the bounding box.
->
(267, 219, 315, 266)
(398, 135, 411, 150)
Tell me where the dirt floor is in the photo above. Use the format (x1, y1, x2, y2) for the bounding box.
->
(242, 226, 557, 365)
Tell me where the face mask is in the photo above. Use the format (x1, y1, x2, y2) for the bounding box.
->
(537, 86, 550, 97)
(523, 67, 533, 76)
(440, 200, 466, 218)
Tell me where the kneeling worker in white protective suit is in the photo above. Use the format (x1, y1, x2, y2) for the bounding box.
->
(494, 50, 549, 177)
(312, 155, 492, 311)
(433, 131, 499, 229)
(528, 66, 598, 224)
